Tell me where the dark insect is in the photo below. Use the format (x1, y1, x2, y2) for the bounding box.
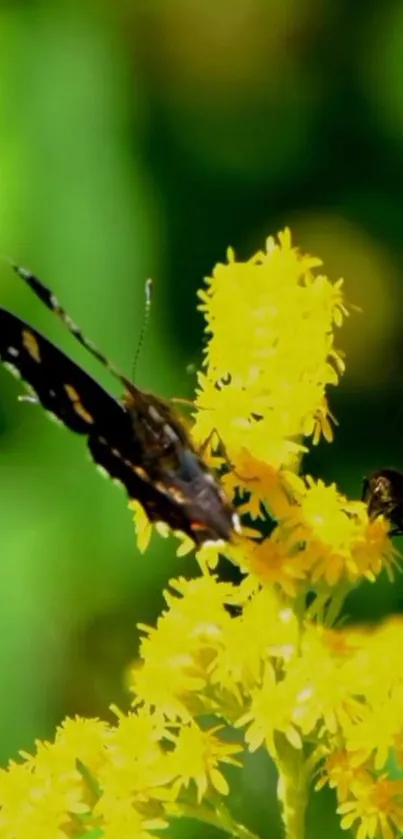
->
(362, 467, 403, 536)
(0, 263, 239, 546)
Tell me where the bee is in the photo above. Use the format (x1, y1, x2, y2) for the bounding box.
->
(362, 467, 403, 536)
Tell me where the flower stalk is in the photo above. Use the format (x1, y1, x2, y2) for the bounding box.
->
(275, 735, 310, 839)
(171, 800, 261, 839)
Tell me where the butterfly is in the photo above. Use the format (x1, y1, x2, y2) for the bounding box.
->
(0, 263, 239, 546)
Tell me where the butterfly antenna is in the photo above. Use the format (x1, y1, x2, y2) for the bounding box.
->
(7, 259, 133, 391)
(132, 278, 153, 383)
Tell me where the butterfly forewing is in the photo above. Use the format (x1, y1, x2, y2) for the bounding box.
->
(0, 309, 127, 436)
(0, 303, 237, 545)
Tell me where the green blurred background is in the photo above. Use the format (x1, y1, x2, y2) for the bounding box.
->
(0, 0, 403, 835)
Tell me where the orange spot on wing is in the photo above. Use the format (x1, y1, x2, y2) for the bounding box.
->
(22, 330, 41, 363)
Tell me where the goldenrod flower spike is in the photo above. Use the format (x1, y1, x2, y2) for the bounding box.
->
(0, 231, 400, 839)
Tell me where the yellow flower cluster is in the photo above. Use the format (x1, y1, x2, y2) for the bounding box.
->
(132, 580, 403, 839)
(0, 708, 241, 839)
(194, 228, 346, 466)
(0, 230, 400, 839)
(192, 230, 394, 597)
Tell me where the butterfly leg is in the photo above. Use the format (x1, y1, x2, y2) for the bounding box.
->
(199, 427, 259, 484)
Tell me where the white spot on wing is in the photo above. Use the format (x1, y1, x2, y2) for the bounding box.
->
(148, 405, 163, 424)
(232, 512, 242, 534)
(45, 411, 63, 427)
(18, 394, 38, 404)
(96, 465, 109, 479)
(163, 422, 180, 444)
(3, 362, 21, 380)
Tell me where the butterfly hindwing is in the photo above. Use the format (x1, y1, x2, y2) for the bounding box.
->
(87, 433, 195, 533)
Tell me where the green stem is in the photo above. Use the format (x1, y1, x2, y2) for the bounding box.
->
(168, 800, 261, 839)
(274, 734, 309, 839)
(324, 583, 351, 627)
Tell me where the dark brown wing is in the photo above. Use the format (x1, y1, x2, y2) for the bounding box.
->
(0, 308, 131, 437)
(87, 433, 204, 537)
(0, 308, 197, 535)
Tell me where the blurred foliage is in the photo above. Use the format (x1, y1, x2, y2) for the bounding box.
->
(1, 0, 403, 836)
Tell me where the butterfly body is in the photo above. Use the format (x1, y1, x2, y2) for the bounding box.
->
(0, 267, 237, 546)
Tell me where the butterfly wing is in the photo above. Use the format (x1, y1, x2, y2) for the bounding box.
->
(0, 308, 201, 538)
(88, 433, 202, 535)
(0, 307, 129, 436)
